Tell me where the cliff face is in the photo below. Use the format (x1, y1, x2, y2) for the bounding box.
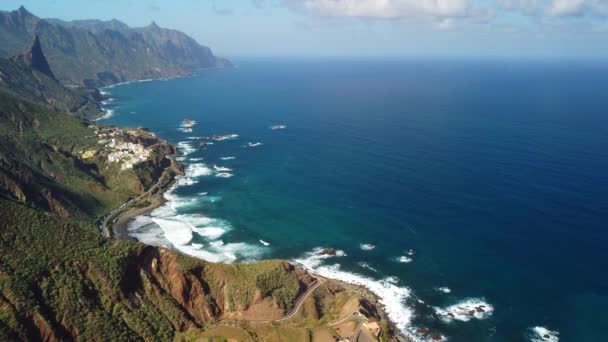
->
(17, 34, 54, 79)
(0, 7, 230, 87)
(0, 49, 100, 119)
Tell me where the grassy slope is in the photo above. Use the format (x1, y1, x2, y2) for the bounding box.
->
(0, 198, 320, 341)
(0, 88, 148, 220)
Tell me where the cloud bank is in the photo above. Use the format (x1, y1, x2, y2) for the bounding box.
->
(255, 0, 608, 30)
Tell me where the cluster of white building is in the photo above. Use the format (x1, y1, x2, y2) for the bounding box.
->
(106, 138, 151, 170)
(82, 126, 154, 170)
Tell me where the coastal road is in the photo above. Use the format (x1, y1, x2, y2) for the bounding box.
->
(329, 311, 361, 327)
(100, 187, 151, 238)
(219, 275, 324, 324)
(275, 276, 324, 322)
(100, 156, 178, 238)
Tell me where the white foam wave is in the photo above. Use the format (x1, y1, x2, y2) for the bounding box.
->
(127, 158, 263, 264)
(360, 243, 376, 251)
(221, 156, 236, 160)
(183, 240, 263, 263)
(127, 215, 155, 231)
(187, 163, 213, 177)
(189, 157, 204, 161)
(194, 227, 226, 240)
(212, 134, 239, 141)
(247, 142, 263, 147)
(529, 326, 559, 342)
(213, 164, 233, 172)
(385, 276, 400, 284)
(180, 120, 197, 128)
(397, 256, 413, 263)
(176, 177, 198, 186)
(293, 248, 414, 335)
(178, 127, 193, 133)
(259, 239, 270, 246)
(95, 109, 115, 121)
(358, 262, 378, 272)
(270, 125, 287, 130)
(434, 298, 494, 322)
(101, 98, 115, 105)
(152, 217, 194, 246)
(216, 172, 233, 178)
(177, 141, 196, 155)
(435, 287, 452, 294)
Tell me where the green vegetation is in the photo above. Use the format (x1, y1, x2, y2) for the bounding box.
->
(0, 10, 392, 340)
(0, 88, 143, 220)
(205, 260, 303, 312)
(0, 58, 100, 118)
(0, 6, 229, 87)
(0, 198, 142, 340)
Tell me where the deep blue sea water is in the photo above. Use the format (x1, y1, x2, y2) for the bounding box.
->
(100, 58, 608, 341)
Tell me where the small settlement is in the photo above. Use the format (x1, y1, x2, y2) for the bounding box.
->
(81, 125, 154, 170)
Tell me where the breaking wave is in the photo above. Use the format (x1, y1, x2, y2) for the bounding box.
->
(434, 298, 494, 322)
(126, 155, 262, 263)
(529, 326, 559, 342)
(293, 248, 415, 337)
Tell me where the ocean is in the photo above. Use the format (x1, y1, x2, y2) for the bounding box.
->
(99, 58, 608, 341)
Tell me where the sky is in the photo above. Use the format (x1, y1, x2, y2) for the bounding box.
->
(2, 0, 608, 58)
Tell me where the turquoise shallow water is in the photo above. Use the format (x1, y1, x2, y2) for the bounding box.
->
(100, 58, 608, 341)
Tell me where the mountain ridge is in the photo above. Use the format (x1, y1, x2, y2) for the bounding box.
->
(0, 6, 231, 87)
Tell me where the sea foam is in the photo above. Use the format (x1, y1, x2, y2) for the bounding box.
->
(293, 248, 414, 336)
(360, 243, 376, 251)
(529, 326, 559, 342)
(177, 141, 196, 155)
(96, 109, 115, 121)
(434, 298, 494, 322)
(194, 227, 226, 240)
(152, 217, 194, 246)
(127, 155, 263, 264)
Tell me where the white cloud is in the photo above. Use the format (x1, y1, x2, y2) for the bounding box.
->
(498, 0, 541, 14)
(297, 0, 486, 20)
(499, 0, 608, 17)
(547, 0, 587, 16)
(269, 0, 608, 32)
(547, 0, 608, 17)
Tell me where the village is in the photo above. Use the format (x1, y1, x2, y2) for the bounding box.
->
(81, 125, 154, 170)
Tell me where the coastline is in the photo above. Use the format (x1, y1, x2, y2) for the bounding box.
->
(106, 154, 184, 240)
(95, 75, 407, 342)
(111, 188, 168, 240)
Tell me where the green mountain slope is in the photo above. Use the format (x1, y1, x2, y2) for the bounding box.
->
(0, 10, 396, 342)
(0, 6, 230, 87)
(0, 198, 320, 341)
(0, 49, 100, 118)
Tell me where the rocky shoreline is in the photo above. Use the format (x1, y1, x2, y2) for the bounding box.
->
(94, 83, 406, 342)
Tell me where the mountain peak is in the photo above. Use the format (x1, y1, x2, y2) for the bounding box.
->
(149, 21, 160, 29)
(21, 35, 55, 79)
(16, 5, 32, 16)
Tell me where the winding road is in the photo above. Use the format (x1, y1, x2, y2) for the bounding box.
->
(219, 275, 324, 324)
(99, 156, 178, 238)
